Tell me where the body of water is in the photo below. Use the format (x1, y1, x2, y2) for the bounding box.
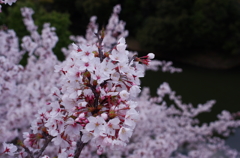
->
(140, 62, 240, 151)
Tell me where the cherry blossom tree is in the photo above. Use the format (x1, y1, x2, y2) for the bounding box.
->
(0, 3, 239, 158)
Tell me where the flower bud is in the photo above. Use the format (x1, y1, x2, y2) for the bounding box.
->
(147, 53, 155, 59)
(79, 113, 85, 118)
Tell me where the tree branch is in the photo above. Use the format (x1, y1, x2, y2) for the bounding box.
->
(74, 133, 86, 158)
(22, 146, 34, 158)
(94, 31, 104, 62)
(35, 135, 54, 158)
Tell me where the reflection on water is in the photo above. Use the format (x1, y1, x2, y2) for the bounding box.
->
(227, 128, 240, 151)
(140, 62, 240, 151)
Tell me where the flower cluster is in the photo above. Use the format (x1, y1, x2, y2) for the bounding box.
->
(0, 28, 23, 64)
(28, 33, 155, 156)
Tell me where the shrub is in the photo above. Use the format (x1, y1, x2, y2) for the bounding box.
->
(137, 0, 240, 55)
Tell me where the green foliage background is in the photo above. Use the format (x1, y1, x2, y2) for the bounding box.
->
(72, 0, 240, 56)
(136, 0, 240, 55)
(2, 0, 240, 60)
(1, 0, 71, 61)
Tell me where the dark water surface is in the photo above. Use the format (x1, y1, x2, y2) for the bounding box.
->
(140, 62, 240, 151)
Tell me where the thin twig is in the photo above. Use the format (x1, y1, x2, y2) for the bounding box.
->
(22, 146, 34, 158)
(94, 32, 104, 62)
(35, 135, 54, 158)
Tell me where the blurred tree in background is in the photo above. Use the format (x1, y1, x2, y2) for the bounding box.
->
(69, 0, 240, 57)
(2, 0, 240, 62)
(137, 0, 240, 56)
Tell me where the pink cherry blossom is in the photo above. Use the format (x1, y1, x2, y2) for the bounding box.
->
(2, 142, 17, 156)
(119, 90, 130, 100)
(118, 127, 133, 141)
(106, 117, 120, 136)
(85, 116, 106, 135)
